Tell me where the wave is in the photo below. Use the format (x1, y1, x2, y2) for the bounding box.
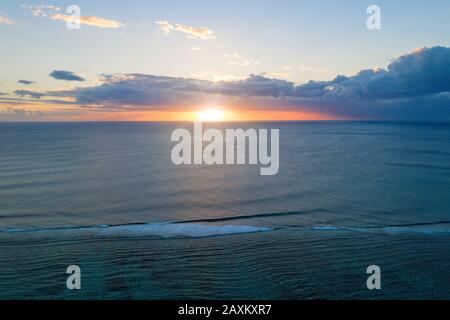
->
(2, 211, 450, 240)
(310, 220, 450, 235)
(175, 209, 328, 224)
(0, 222, 273, 239)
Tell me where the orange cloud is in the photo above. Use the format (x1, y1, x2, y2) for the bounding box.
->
(155, 20, 174, 34)
(52, 14, 123, 29)
(0, 14, 12, 24)
(155, 20, 215, 40)
(175, 23, 215, 40)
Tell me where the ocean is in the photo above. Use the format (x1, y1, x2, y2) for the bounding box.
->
(0, 121, 450, 299)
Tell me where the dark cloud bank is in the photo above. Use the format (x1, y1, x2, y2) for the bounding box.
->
(50, 46, 450, 120)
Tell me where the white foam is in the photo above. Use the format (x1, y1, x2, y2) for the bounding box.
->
(1, 222, 273, 239)
(98, 223, 273, 238)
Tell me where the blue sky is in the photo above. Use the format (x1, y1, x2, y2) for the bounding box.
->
(1, 0, 450, 120)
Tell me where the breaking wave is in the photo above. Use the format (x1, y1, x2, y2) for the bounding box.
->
(0, 221, 273, 239)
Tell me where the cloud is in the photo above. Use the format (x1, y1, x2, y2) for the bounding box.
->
(14, 90, 46, 99)
(50, 70, 85, 82)
(49, 74, 214, 108)
(51, 14, 123, 29)
(190, 71, 245, 82)
(46, 74, 302, 108)
(0, 107, 30, 116)
(155, 20, 215, 40)
(0, 106, 80, 121)
(295, 46, 450, 99)
(175, 23, 215, 40)
(0, 13, 12, 24)
(23, 5, 123, 29)
(214, 74, 295, 97)
(1, 95, 76, 105)
(266, 72, 291, 79)
(299, 64, 326, 73)
(18, 80, 35, 85)
(155, 20, 174, 34)
(224, 54, 259, 66)
(21, 5, 61, 17)
(189, 47, 207, 52)
(47, 46, 450, 120)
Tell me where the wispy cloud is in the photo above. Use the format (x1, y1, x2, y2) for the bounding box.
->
(189, 47, 207, 53)
(299, 64, 327, 73)
(175, 23, 215, 40)
(14, 90, 46, 99)
(0, 13, 13, 24)
(51, 14, 123, 29)
(155, 20, 215, 40)
(266, 72, 291, 79)
(21, 5, 61, 17)
(190, 71, 246, 82)
(225, 54, 259, 66)
(0, 106, 80, 121)
(23, 5, 123, 29)
(155, 20, 173, 34)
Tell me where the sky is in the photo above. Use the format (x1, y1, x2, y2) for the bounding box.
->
(1, 0, 450, 121)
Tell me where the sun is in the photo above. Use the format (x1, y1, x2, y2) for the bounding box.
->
(197, 109, 226, 122)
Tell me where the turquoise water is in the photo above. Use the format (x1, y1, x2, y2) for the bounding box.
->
(1, 122, 450, 299)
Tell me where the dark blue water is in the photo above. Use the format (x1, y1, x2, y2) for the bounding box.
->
(1, 122, 450, 299)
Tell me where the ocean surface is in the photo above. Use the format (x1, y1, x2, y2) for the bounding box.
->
(1, 121, 450, 299)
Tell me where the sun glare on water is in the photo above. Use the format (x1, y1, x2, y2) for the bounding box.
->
(197, 109, 226, 122)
